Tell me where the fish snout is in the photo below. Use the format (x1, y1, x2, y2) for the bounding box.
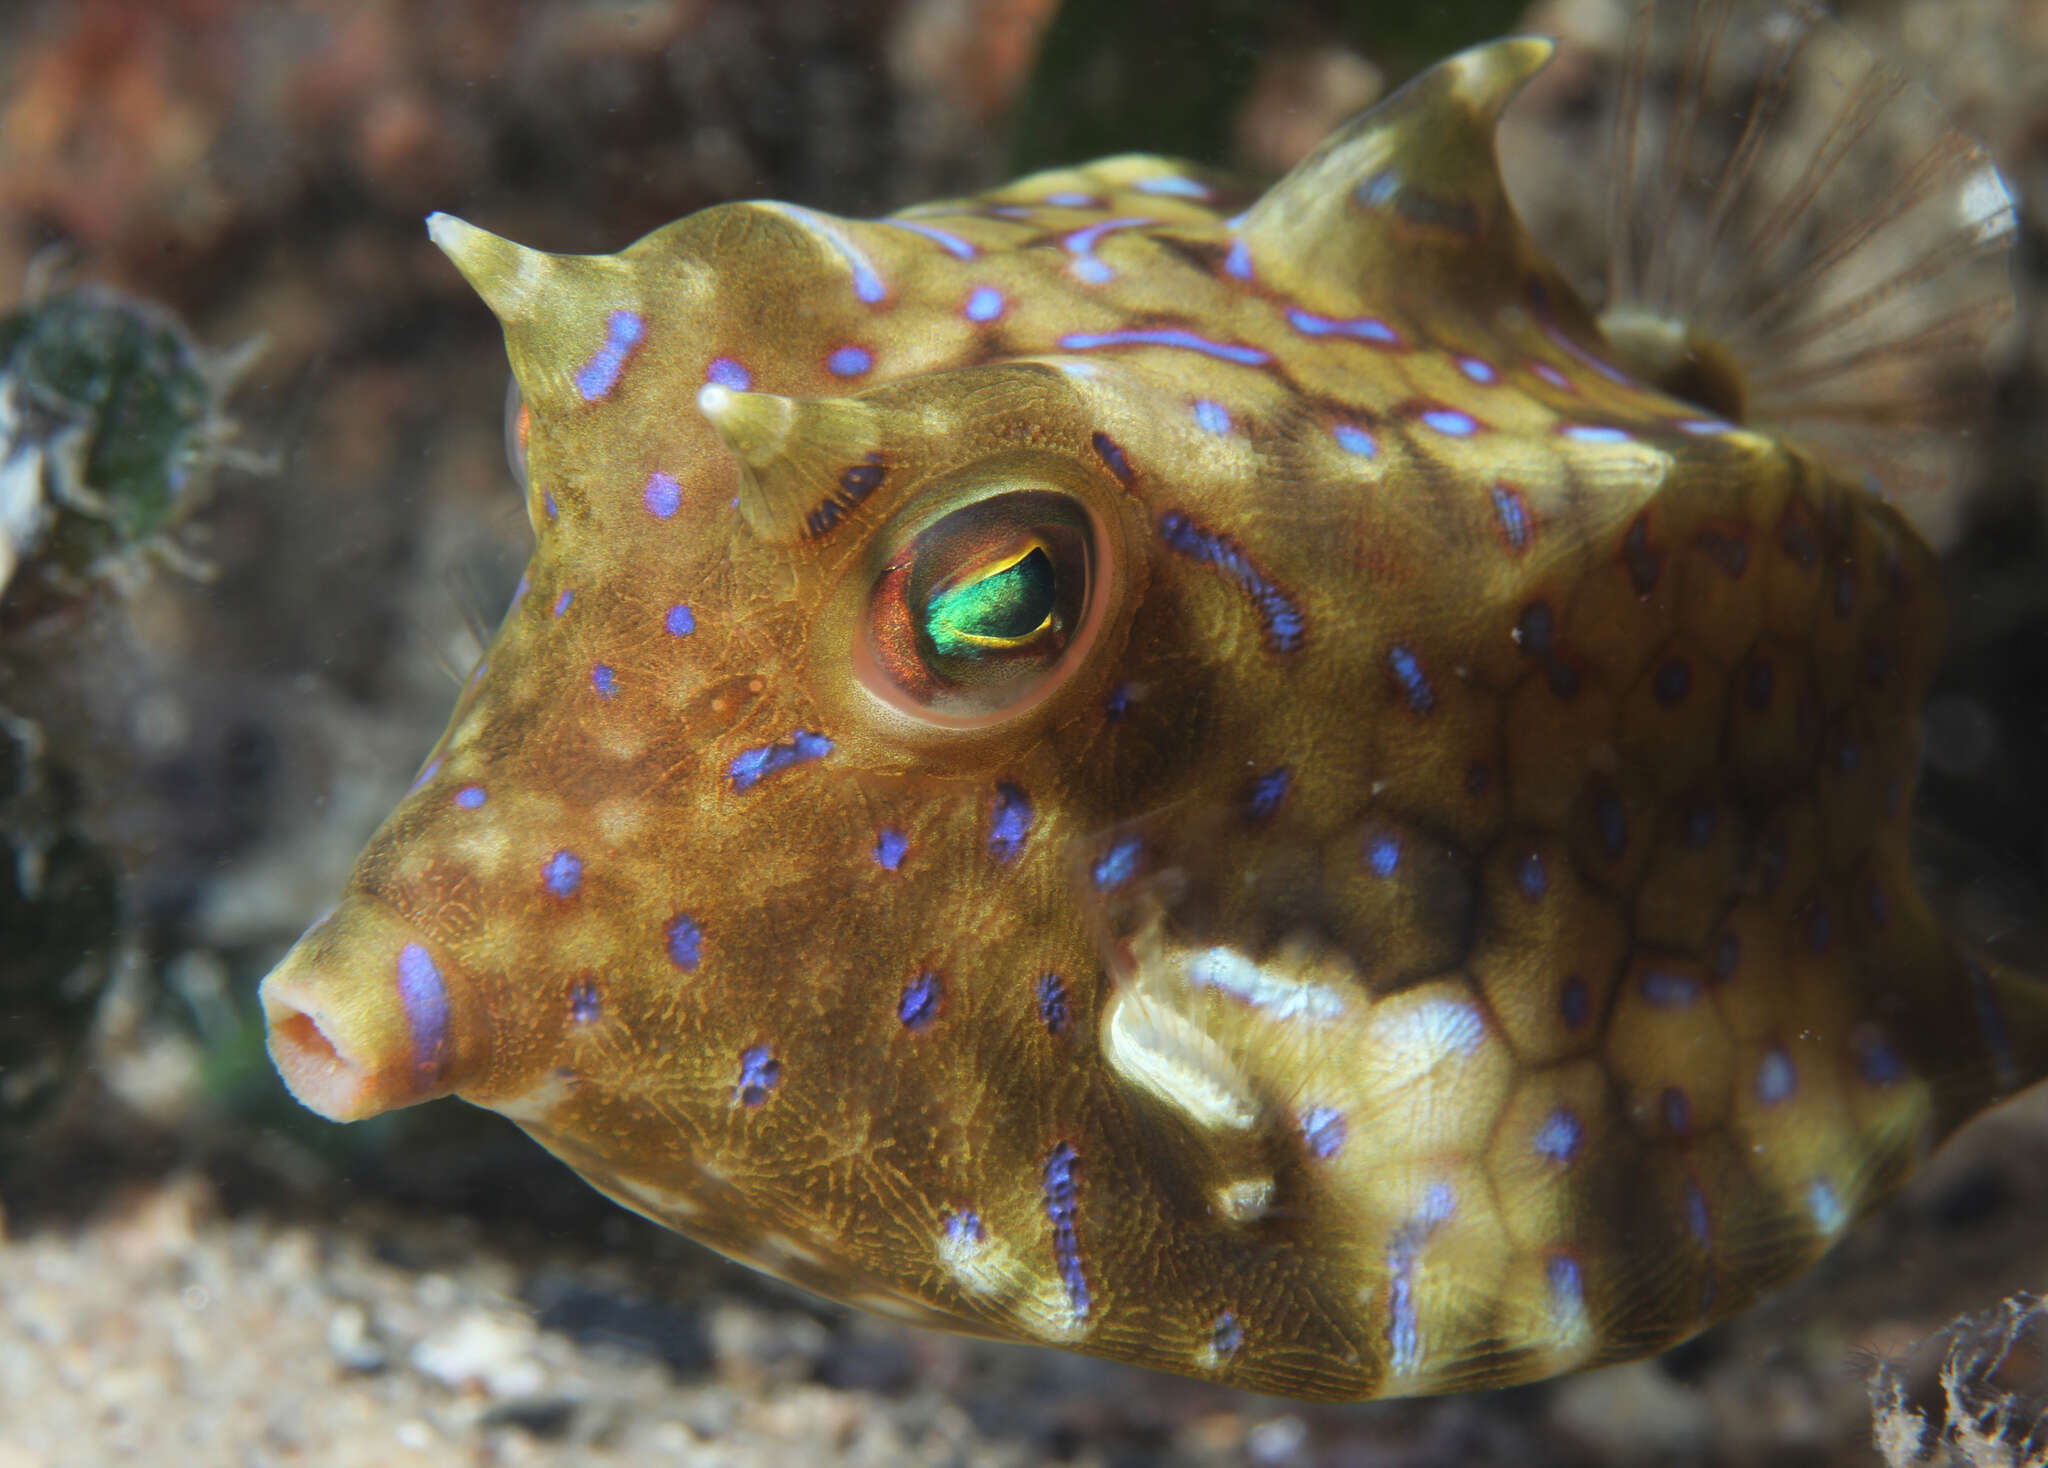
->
(258, 896, 479, 1122)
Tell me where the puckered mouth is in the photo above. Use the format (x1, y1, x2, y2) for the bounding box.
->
(258, 898, 468, 1123)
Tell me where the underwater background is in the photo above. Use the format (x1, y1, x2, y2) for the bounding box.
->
(1, 0, 2046, 1462)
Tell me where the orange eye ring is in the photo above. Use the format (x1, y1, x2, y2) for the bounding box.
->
(856, 487, 1105, 725)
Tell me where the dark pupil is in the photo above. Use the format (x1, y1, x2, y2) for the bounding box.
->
(926, 547, 1056, 654)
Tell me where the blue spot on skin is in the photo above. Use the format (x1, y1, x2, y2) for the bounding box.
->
(1366, 834, 1401, 878)
(873, 828, 908, 870)
(1492, 484, 1531, 551)
(642, 471, 681, 519)
(1071, 257, 1113, 284)
(665, 914, 702, 971)
(1663, 1087, 1692, 1136)
(1685, 1184, 1712, 1249)
(1517, 849, 1548, 900)
(1224, 237, 1253, 280)
(1387, 645, 1434, 714)
(1357, 170, 1402, 206)
(944, 1210, 984, 1245)
(1561, 424, 1632, 444)
(989, 782, 1033, 862)
(1192, 399, 1232, 434)
(1211, 1312, 1242, 1357)
(453, 784, 486, 809)
(898, 970, 943, 1030)
(1036, 973, 1070, 1035)
(1059, 328, 1271, 366)
(1458, 357, 1498, 384)
(734, 1045, 781, 1107)
(1333, 423, 1377, 457)
(575, 309, 644, 401)
(1287, 308, 1401, 346)
(1044, 190, 1096, 207)
(569, 979, 601, 1024)
(965, 286, 1004, 322)
(591, 664, 618, 699)
(1854, 1027, 1905, 1087)
(1043, 1142, 1091, 1318)
(552, 589, 574, 618)
(1809, 1179, 1845, 1232)
(1134, 174, 1210, 198)
(1245, 767, 1291, 821)
(1158, 511, 1304, 653)
(888, 219, 978, 259)
(395, 942, 449, 1075)
(1548, 1255, 1584, 1317)
(827, 344, 872, 377)
(728, 730, 834, 791)
(1642, 967, 1700, 1008)
(1421, 408, 1479, 437)
(705, 356, 751, 390)
(1091, 836, 1141, 890)
(544, 849, 583, 898)
(664, 604, 696, 637)
(1534, 1107, 1582, 1163)
(1560, 976, 1590, 1029)
(1104, 683, 1131, 722)
(1756, 1049, 1796, 1104)
(1301, 1106, 1347, 1158)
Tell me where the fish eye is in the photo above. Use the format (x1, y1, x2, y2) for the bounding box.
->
(503, 375, 530, 492)
(858, 488, 1101, 722)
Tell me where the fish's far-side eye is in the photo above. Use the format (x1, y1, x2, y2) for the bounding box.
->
(256, 0, 2045, 1402)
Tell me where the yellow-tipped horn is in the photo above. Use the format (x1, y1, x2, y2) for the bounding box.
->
(696, 383, 881, 542)
(426, 212, 561, 323)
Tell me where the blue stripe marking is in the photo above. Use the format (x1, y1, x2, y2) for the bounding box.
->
(1158, 511, 1304, 653)
(887, 219, 978, 260)
(1286, 308, 1400, 346)
(1043, 1142, 1091, 1318)
(1132, 174, 1210, 198)
(1387, 645, 1434, 714)
(1061, 217, 1152, 282)
(574, 309, 644, 401)
(728, 730, 834, 791)
(1058, 328, 1269, 366)
(395, 943, 449, 1076)
(768, 204, 887, 303)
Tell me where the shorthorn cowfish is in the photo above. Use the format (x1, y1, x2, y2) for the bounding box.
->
(257, 0, 2039, 1401)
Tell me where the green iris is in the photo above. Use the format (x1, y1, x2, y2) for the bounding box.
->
(923, 546, 1057, 657)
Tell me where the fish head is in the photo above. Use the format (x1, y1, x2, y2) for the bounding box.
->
(255, 203, 1215, 1215)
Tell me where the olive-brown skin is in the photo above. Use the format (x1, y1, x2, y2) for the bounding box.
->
(259, 38, 2045, 1400)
